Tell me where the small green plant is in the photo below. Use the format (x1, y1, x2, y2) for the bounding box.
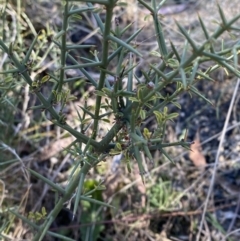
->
(1, 0, 240, 240)
(28, 207, 47, 222)
(147, 179, 183, 211)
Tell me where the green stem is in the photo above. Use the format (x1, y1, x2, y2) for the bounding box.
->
(150, 0, 168, 58)
(33, 161, 93, 241)
(92, 0, 115, 139)
(58, 1, 69, 92)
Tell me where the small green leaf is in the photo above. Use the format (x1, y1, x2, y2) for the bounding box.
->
(129, 97, 140, 102)
(163, 107, 168, 115)
(40, 75, 50, 84)
(102, 118, 110, 123)
(71, 14, 82, 21)
(57, 92, 62, 102)
(67, 96, 77, 101)
(3, 76, 13, 83)
(35, 212, 42, 221)
(126, 161, 131, 173)
(166, 112, 179, 120)
(153, 111, 163, 123)
(41, 207, 47, 216)
(116, 142, 122, 151)
(171, 101, 181, 109)
(143, 128, 151, 140)
(167, 58, 179, 68)
(150, 50, 161, 57)
(137, 88, 143, 101)
(139, 109, 146, 120)
(32, 81, 39, 87)
(144, 14, 151, 21)
(28, 212, 34, 219)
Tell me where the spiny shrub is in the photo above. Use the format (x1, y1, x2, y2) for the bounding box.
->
(0, 0, 240, 240)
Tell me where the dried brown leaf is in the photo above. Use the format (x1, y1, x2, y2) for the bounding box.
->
(189, 132, 206, 167)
